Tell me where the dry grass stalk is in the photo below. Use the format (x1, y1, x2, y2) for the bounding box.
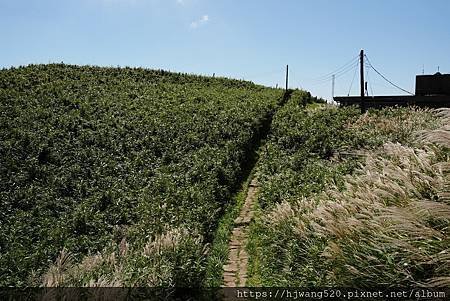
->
(42, 248, 72, 287)
(264, 110, 450, 286)
(42, 227, 201, 287)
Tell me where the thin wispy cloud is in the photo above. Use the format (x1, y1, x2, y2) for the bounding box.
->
(190, 15, 209, 29)
(176, 0, 185, 5)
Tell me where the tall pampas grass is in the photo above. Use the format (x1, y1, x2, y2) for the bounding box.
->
(263, 109, 449, 286)
(42, 248, 73, 287)
(42, 227, 205, 287)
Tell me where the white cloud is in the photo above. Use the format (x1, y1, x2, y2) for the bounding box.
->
(190, 15, 209, 29)
(176, 0, 185, 5)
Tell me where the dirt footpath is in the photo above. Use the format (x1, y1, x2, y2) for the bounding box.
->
(222, 179, 258, 287)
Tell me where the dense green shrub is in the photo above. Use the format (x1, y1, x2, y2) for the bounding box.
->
(256, 104, 364, 210)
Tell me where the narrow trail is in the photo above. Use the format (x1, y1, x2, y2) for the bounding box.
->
(222, 178, 258, 287)
(221, 90, 292, 287)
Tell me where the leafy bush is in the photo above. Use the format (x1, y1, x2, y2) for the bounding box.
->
(256, 104, 364, 210)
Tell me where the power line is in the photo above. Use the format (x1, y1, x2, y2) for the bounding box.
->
(308, 54, 359, 82)
(334, 61, 359, 79)
(308, 61, 358, 86)
(366, 67, 374, 97)
(364, 55, 414, 95)
(297, 54, 360, 92)
(347, 62, 358, 96)
(365, 59, 374, 97)
(307, 79, 336, 87)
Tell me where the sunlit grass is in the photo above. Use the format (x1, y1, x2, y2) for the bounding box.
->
(249, 104, 448, 287)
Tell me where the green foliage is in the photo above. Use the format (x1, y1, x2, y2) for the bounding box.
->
(247, 96, 444, 287)
(288, 89, 326, 108)
(0, 64, 282, 286)
(256, 103, 364, 210)
(203, 175, 252, 287)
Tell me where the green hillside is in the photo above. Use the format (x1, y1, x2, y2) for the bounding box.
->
(2, 64, 448, 289)
(0, 64, 282, 286)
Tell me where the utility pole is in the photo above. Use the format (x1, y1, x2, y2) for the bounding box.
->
(285, 65, 289, 91)
(332, 74, 335, 100)
(360, 49, 365, 112)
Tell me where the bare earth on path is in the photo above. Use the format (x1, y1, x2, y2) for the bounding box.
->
(222, 178, 259, 287)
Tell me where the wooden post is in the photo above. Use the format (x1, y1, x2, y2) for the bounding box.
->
(285, 65, 289, 91)
(360, 50, 365, 112)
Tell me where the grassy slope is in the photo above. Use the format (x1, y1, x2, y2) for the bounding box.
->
(0, 64, 282, 286)
(248, 93, 448, 286)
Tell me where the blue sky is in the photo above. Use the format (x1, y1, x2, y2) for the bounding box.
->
(1, 0, 449, 100)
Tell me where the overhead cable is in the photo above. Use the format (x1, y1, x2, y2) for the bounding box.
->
(365, 55, 414, 95)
